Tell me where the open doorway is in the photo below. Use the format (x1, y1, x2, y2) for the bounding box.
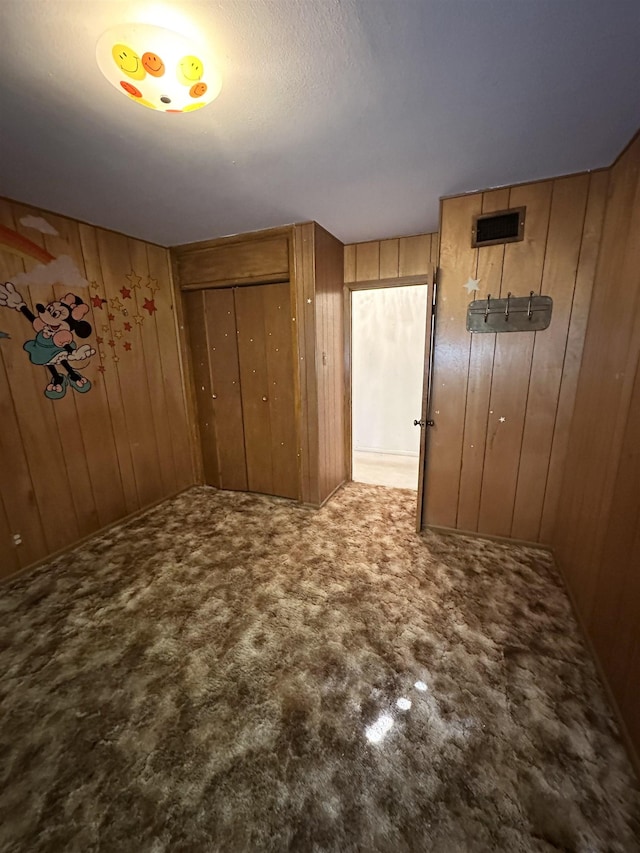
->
(351, 284, 429, 490)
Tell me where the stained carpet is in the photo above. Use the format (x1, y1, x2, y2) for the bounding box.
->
(0, 484, 639, 852)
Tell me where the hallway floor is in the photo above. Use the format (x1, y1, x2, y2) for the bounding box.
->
(352, 450, 419, 489)
(1, 484, 638, 851)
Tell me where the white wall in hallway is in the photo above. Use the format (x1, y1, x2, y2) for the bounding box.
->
(352, 285, 428, 455)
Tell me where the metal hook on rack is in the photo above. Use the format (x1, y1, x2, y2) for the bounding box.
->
(484, 294, 491, 322)
(505, 292, 511, 322)
(527, 290, 534, 320)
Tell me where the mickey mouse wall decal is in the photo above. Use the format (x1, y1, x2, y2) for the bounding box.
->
(0, 282, 96, 400)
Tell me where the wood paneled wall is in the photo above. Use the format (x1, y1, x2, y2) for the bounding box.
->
(292, 223, 346, 505)
(344, 232, 438, 283)
(0, 198, 194, 579)
(423, 172, 609, 542)
(552, 132, 640, 766)
(311, 224, 345, 502)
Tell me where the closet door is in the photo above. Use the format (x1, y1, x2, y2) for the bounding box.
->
(204, 289, 248, 490)
(185, 290, 221, 486)
(185, 289, 247, 490)
(234, 283, 299, 499)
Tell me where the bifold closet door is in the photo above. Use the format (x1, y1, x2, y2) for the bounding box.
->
(186, 288, 248, 491)
(234, 283, 299, 499)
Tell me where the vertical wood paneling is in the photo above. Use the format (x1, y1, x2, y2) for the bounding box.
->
(42, 212, 126, 530)
(293, 223, 319, 504)
(539, 171, 609, 541)
(0, 200, 81, 555)
(127, 238, 177, 497)
(148, 244, 195, 491)
(0, 197, 194, 578)
(234, 283, 298, 499)
(262, 283, 298, 499)
(0, 494, 19, 579)
(235, 285, 274, 494)
(78, 223, 139, 516)
(552, 132, 640, 768)
(399, 234, 431, 277)
(555, 146, 640, 612)
(355, 242, 380, 281)
(314, 224, 345, 503)
(18, 206, 102, 538)
(347, 234, 433, 283)
(379, 239, 399, 279)
(184, 291, 220, 486)
(510, 175, 589, 540)
(588, 359, 640, 697)
(96, 229, 164, 509)
(343, 244, 356, 284)
(0, 349, 48, 568)
(425, 173, 605, 542)
(477, 181, 553, 537)
(204, 288, 247, 491)
(457, 189, 509, 531)
(425, 195, 481, 527)
(622, 630, 640, 756)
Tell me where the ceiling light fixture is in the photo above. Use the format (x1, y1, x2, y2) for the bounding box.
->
(96, 23, 222, 113)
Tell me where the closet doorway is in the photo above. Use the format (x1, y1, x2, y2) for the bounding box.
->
(185, 282, 298, 500)
(349, 282, 432, 495)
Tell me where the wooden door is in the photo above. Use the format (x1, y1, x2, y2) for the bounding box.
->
(416, 270, 437, 531)
(234, 283, 299, 499)
(204, 289, 248, 490)
(185, 288, 247, 490)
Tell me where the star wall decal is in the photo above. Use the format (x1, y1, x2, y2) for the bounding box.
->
(463, 277, 481, 294)
(108, 313, 115, 322)
(97, 365, 106, 374)
(123, 341, 132, 352)
(146, 276, 160, 294)
(143, 298, 157, 316)
(124, 321, 132, 332)
(110, 297, 123, 312)
(133, 314, 144, 326)
(101, 324, 110, 333)
(120, 286, 132, 300)
(114, 329, 123, 339)
(126, 271, 142, 288)
(91, 294, 106, 309)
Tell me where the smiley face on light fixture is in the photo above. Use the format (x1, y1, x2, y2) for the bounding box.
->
(142, 52, 165, 77)
(189, 82, 208, 98)
(177, 55, 204, 85)
(96, 23, 222, 113)
(112, 44, 146, 79)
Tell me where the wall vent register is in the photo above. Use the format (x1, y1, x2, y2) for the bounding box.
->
(471, 207, 526, 247)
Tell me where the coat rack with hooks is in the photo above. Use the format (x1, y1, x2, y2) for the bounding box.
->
(466, 291, 553, 333)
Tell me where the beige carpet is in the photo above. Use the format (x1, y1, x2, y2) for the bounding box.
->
(0, 483, 638, 852)
(352, 451, 419, 490)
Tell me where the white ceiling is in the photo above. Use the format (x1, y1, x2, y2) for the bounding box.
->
(0, 0, 639, 247)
